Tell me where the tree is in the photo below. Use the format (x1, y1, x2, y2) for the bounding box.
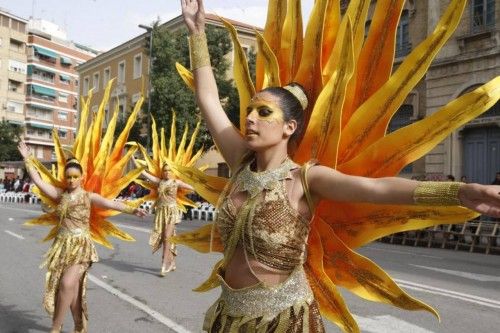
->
(148, 23, 243, 149)
(0, 121, 22, 161)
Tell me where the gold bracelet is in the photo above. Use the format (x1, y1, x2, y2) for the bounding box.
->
(413, 181, 463, 206)
(188, 32, 211, 70)
(24, 156, 37, 173)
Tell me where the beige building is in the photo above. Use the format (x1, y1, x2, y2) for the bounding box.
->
(77, 14, 260, 137)
(360, 0, 499, 183)
(0, 10, 27, 127)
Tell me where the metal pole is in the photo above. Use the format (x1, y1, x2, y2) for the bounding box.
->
(139, 24, 154, 152)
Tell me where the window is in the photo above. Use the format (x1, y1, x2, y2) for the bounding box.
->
(118, 61, 125, 83)
(103, 67, 111, 87)
(58, 111, 68, 121)
(83, 76, 89, 96)
(471, 0, 495, 32)
(9, 38, 23, 52)
(6, 100, 23, 113)
(58, 93, 68, 103)
(58, 130, 67, 139)
(118, 97, 126, 120)
(93, 72, 100, 91)
(396, 10, 410, 58)
(32, 67, 55, 83)
(27, 107, 52, 120)
(59, 74, 71, 85)
(8, 60, 26, 74)
(8, 79, 21, 92)
(387, 104, 414, 173)
(36, 147, 44, 158)
(133, 54, 142, 79)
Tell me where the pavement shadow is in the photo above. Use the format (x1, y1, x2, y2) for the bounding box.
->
(98, 258, 160, 277)
(0, 303, 50, 333)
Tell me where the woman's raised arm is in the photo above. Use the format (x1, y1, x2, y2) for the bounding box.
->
(18, 141, 62, 201)
(181, 0, 247, 170)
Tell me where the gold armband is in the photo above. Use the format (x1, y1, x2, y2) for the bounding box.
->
(188, 32, 211, 70)
(413, 181, 463, 206)
(24, 156, 37, 173)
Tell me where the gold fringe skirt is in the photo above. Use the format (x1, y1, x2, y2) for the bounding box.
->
(41, 227, 98, 318)
(204, 267, 325, 333)
(150, 205, 180, 253)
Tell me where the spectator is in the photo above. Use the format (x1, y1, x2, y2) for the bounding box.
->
(446, 174, 455, 181)
(13, 176, 21, 192)
(0, 179, 4, 191)
(491, 172, 500, 185)
(461, 176, 468, 183)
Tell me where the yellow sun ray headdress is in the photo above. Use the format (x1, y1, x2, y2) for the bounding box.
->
(25, 79, 146, 249)
(132, 112, 204, 212)
(172, 1, 500, 332)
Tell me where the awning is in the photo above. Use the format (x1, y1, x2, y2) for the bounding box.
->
(59, 74, 71, 81)
(6, 120, 24, 125)
(28, 64, 55, 75)
(29, 104, 53, 111)
(60, 56, 72, 65)
(27, 122, 53, 130)
(34, 46, 58, 59)
(31, 85, 56, 97)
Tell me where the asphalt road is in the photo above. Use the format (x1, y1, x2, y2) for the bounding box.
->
(1, 202, 499, 332)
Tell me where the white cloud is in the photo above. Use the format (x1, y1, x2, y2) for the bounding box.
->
(208, 6, 268, 29)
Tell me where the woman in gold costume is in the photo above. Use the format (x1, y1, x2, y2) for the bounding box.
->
(19, 142, 146, 333)
(177, 0, 500, 332)
(141, 163, 194, 275)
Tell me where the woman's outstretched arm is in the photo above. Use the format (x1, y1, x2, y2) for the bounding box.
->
(18, 141, 62, 201)
(89, 193, 147, 217)
(181, 0, 248, 170)
(308, 165, 500, 217)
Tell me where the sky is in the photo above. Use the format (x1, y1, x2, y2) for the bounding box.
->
(0, 0, 313, 52)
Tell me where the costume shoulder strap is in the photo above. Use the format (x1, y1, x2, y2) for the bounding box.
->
(300, 160, 317, 214)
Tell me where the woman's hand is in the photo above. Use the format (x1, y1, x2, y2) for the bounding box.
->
(459, 183, 500, 217)
(18, 140, 32, 159)
(181, 0, 205, 34)
(133, 208, 148, 217)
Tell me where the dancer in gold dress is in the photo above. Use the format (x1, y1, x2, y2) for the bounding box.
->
(141, 163, 194, 275)
(171, 0, 500, 332)
(20, 79, 148, 333)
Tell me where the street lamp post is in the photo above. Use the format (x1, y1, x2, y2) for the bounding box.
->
(138, 24, 154, 152)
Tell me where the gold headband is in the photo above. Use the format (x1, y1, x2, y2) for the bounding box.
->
(283, 85, 308, 110)
(66, 158, 81, 167)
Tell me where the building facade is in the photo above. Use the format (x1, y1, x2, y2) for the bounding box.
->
(77, 14, 260, 136)
(359, 0, 499, 183)
(25, 20, 97, 161)
(0, 10, 27, 127)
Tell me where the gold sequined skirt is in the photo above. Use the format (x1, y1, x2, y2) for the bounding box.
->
(150, 205, 180, 253)
(41, 227, 98, 318)
(204, 267, 325, 333)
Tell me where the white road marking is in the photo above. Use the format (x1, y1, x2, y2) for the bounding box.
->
(355, 315, 435, 333)
(364, 246, 443, 259)
(115, 223, 150, 233)
(88, 274, 191, 333)
(4, 230, 25, 240)
(410, 264, 500, 282)
(396, 278, 500, 309)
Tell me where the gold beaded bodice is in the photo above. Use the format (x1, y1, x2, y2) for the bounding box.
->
(55, 189, 91, 230)
(156, 179, 178, 208)
(216, 159, 311, 271)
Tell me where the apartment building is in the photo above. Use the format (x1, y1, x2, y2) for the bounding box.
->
(25, 19, 97, 161)
(0, 10, 27, 127)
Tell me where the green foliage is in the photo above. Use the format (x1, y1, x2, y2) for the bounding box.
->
(113, 112, 147, 147)
(148, 23, 245, 149)
(0, 121, 23, 161)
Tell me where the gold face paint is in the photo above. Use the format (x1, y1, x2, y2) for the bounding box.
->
(246, 100, 284, 123)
